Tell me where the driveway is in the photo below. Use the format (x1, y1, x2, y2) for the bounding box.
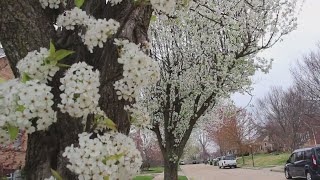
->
(180, 164, 288, 180)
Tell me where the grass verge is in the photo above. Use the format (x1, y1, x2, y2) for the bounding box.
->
(178, 176, 188, 180)
(133, 176, 154, 180)
(237, 153, 290, 168)
(141, 166, 164, 174)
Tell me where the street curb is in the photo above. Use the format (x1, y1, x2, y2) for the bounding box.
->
(238, 166, 263, 170)
(270, 169, 283, 173)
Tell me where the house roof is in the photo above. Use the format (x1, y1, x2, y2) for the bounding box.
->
(0, 48, 6, 58)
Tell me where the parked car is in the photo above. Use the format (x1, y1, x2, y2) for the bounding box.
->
(218, 155, 237, 169)
(179, 160, 185, 165)
(192, 160, 199, 164)
(285, 146, 320, 180)
(213, 157, 221, 166)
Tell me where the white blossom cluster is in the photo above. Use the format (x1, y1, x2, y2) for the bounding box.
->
(56, 8, 120, 52)
(0, 79, 56, 135)
(150, 0, 176, 14)
(0, 129, 10, 146)
(44, 176, 55, 180)
(108, 0, 123, 6)
(125, 104, 151, 129)
(16, 48, 59, 83)
(114, 39, 160, 102)
(58, 62, 100, 118)
(56, 7, 88, 30)
(84, 18, 120, 52)
(39, 0, 63, 9)
(63, 132, 142, 180)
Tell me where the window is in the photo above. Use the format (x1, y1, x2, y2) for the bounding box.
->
(305, 150, 312, 161)
(224, 156, 236, 160)
(289, 154, 295, 163)
(316, 148, 320, 159)
(295, 151, 304, 161)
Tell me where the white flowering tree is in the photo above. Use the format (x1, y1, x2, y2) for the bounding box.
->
(143, 0, 299, 179)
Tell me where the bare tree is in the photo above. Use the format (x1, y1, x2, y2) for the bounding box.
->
(292, 46, 320, 103)
(255, 87, 311, 151)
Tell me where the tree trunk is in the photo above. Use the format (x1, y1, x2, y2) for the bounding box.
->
(0, 0, 152, 179)
(164, 159, 178, 180)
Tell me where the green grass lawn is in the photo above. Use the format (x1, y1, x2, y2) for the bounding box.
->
(141, 166, 164, 174)
(133, 176, 154, 180)
(237, 152, 291, 168)
(178, 176, 188, 180)
(134, 175, 187, 180)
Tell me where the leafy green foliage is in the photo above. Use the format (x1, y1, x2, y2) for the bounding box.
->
(21, 72, 31, 83)
(150, 15, 157, 22)
(51, 169, 63, 180)
(8, 125, 19, 140)
(16, 105, 26, 112)
(0, 78, 6, 84)
(46, 41, 74, 66)
(102, 152, 125, 164)
(133, 176, 153, 180)
(104, 118, 117, 131)
(75, 0, 85, 8)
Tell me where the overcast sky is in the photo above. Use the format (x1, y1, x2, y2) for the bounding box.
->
(232, 0, 320, 109)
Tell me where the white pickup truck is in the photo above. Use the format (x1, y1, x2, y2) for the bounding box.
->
(218, 155, 237, 169)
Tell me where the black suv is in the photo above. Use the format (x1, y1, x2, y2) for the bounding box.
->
(285, 147, 320, 180)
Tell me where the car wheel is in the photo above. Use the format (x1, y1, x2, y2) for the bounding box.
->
(306, 171, 314, 180)
(219, 166, 221, 169)
(285, 169, 292, 179)
(234, 165, 237, 168)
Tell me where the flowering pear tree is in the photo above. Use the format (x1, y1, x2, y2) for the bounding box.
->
(0, 0, 177, 179)
(143, 0, 299, 179)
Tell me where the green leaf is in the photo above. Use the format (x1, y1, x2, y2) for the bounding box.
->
(75, 0, 85, 8)
(150, 15, 157, 22)
(51, 169, 63, 180)
(104, 176, 109, 180)
(16, 105, 26, 112)
(52, 49, 75, 61)
(104, 118, 117, 131)
(102, 152, 125, 164)
(56, 63, 71, 68)
(8, 125, 19, 140)
(50, 40, 56, 56)
(21, 72, 31, 83)
(0, 77, 6, 84)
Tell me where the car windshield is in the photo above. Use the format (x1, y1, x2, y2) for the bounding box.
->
(224, 156, 236, 160)
(316, 148, 320, 159)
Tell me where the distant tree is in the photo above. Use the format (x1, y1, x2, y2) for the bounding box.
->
(292, 46, 320, 103)
(255, 87, 311, 151)
(207, 105, 255, 164)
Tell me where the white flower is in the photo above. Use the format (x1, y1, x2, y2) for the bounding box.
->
(0, 79, 56, 136)
(56, 8, 120, 52)
(113, 39, 160, 102)
(63, 132, 142, 180)
(39, 0, 62, 9)
(16, 48, 59, 83)
(59, 62, 100, 118)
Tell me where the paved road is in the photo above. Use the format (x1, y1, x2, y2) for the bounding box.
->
(180, 164, 288, 180)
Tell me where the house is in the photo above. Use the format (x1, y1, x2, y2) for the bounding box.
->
(0, 48, 27, 176)
(0, 48, 14, 80)
(255, 135, 275, 153)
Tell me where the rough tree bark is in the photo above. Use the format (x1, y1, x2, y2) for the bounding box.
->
(0, 0, 152, 179)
